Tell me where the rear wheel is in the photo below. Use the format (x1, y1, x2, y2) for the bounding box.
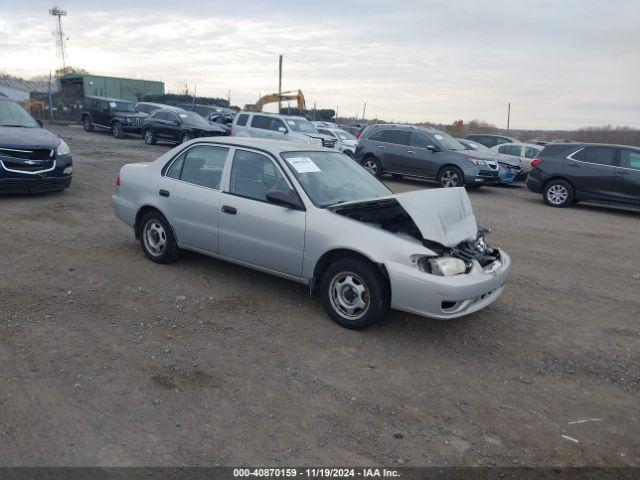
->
(143, 128, 157, 145)
(438, 166, 464, 188)
(83, 116, 94, 132)
(362, 156, 382, 177)
(138, 211, 179, 264)
(543, 179, 573, 207)
(320, 258, 389, 330)
(112, 121, 124, 139)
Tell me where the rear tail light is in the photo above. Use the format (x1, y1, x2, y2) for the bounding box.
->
(355, 131, 361, 139)
(530, 158, 543, 168)
(115, 173, 121, 187)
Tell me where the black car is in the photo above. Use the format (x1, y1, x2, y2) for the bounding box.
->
(141, 110, 226, 145)
(527, 143, 640, 208)
(209, 112, 235, 135)
(0, 98, 72, 194)
(354, 124, 500, 188)
(81, 96, 146, 138)
(134, 102, 185, 116)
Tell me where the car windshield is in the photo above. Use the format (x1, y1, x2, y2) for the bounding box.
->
(459, 139, 492, 153)
(110, 101, 136, 112)
(333, 129, 356, 141)
(284, 118, 318, 134)
(177, 112, 210, 127)
(0, 100, 40, 128)
(433, 132, 467, 151)
(281, 151, 391, 208)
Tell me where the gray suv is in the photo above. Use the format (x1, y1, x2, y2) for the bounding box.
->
(354, 125, 500, 188)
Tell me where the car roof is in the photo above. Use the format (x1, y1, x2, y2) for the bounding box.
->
(240, 111, 308, 120)
(495, 142, 542, 148)
(85, 95, 131, 102)
(365, 123, 440, 133)
(182, 136, 330, 154)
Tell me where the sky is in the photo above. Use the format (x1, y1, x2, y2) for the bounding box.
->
(0, 0, 639, 129)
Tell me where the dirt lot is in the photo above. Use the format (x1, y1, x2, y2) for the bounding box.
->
(1, 125, 638, 467)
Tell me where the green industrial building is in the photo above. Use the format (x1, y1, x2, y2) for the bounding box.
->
(57, 73, 164, 103)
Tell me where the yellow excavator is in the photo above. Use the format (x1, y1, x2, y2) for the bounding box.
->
(248, 89, 306, 112)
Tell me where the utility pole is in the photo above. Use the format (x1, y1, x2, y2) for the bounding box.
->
(278, 54, 283, 114)
(313, 101, 316, 121)
(47, 71, 54, 125)
(335, 106, 339, 123)
(193, 84, 196, 106)
(227, 89, 231, 107)
(49, 6, 68, 70)
(362, 101, 367, 121)
(507, 102, 511, 133)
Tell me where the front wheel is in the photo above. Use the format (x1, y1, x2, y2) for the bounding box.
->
(543, 179, 573, 207)
(112, 121, 124, 139)
(138, 211, 179, 264)
(83, 116, 94, 132)
(362, 156, 382, 177)
(438, 166, 464, 188)
(143, 128, 157, 145)
(320, 258, 389, 330)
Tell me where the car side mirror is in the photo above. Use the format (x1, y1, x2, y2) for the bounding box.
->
(266, 188, 303, 209)
(427, 144, 440, 152)
(278, 127, 287, 133)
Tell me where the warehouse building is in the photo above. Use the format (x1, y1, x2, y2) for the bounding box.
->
(0, 77, 55, 102)
(56, 73, 164, 103)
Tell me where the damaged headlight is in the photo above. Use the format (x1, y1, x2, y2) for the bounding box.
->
(466, 157, 487, 166)
(415, 256, 467, 277)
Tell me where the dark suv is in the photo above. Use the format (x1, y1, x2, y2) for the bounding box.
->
(465, 134, 521, 148)
(354, 124, 500, 188)
(526, 143, 640, 208)
(82, 96, 146, 138)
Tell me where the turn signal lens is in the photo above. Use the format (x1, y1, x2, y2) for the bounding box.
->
(115, 173, 121, 187)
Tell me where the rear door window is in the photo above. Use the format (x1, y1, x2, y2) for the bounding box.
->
(168, 145, 229, 189)
(576, 147, 616, 166)
(381, 129, 410, 146)
(236, 114, 249, 126)
(619, 149, 640, 170)
(525, 147, 541, 158)
(499, 145, 522, 156)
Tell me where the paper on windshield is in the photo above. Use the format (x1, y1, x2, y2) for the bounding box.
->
(434, 134, 444, 140)
(287, 120, 296, 126)
(179, 114, 188, 118)
(109, 102, 117, 108)
(286, 157, 321, 173)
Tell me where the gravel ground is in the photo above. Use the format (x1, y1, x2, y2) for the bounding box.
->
(0, 125, 638, 467)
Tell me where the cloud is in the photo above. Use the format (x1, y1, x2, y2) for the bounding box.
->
(1, 0, 639, 128)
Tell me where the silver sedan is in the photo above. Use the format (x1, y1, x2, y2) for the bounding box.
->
(112, 137, 511, 329)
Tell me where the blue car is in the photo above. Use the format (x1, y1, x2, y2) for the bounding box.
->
(457, 138, 525, 184)
(0, 98, 72, 194)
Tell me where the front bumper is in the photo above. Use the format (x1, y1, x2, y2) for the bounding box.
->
(0, 175, 71, 194)
(122, 125, 142, 134)
(386, 250, 511, 319)
(466, 168, 500, 185)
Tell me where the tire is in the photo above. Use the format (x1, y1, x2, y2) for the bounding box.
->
(362, 156, 382, 177)
(138, 211, 179, 264)
(112, 121, 124, 139)
(320, 257, 389, 330)
(143, 128, 157, 145)
(83, 116, 94, 132)
(438, 166, 464, 188)
(180, 131, 190, 144)
(543, 179, 573, 208)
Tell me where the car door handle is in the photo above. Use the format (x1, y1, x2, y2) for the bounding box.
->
(159, 189, 170, 197)
(221, 205, 237, 215)
(407, 150, 415, 154)
(568, 163, 580, 167)
(378, 145, 385, 149)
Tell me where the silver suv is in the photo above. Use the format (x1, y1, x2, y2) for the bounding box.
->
(231, 112, 337, 149)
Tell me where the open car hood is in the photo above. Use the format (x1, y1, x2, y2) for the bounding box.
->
(394, 188, 478, 247)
